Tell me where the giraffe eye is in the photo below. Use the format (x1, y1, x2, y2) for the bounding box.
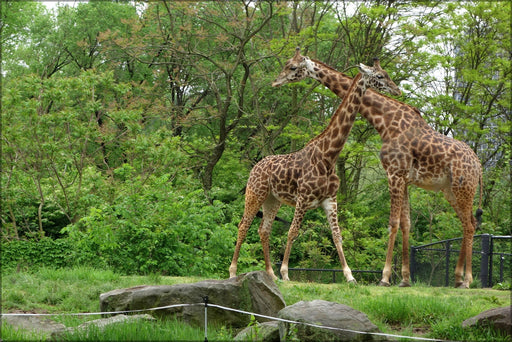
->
(377, 75, 384, 79)
(289, 67, 297, 71)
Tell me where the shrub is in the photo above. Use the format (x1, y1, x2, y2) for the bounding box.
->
(1, 238, 74, 272)
(62, 168, 238, 277)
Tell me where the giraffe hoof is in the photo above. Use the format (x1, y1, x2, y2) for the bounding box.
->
(347, 279, 357, 285)
(398, 281, 411, 287)
(455, 282, 469, 289)
(378, 281, 391, 287)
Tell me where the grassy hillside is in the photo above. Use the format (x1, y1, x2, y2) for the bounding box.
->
(2, 267, 510, 341)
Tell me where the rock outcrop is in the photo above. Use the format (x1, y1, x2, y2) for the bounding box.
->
(277, 299, 388, 341)
(462, 306, 511, 336)
(99, 271, 285, 329)
(234, 321, 280, 342)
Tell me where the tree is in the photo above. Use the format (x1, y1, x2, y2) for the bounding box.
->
(100, 1, 288, 195)
(398, 1, 511, 233)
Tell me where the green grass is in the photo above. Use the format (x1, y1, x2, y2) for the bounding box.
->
(1, 319, 234, 342)
(278, 281, 511, 341)
(2, 267, 511, 342)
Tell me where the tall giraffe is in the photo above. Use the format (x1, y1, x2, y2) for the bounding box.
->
(272, 48, 483, 288)
(229, 59, 401, 282)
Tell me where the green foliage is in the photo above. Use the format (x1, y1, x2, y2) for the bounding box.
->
(1, 238, 74, 271)
(62, 167, 236, 276)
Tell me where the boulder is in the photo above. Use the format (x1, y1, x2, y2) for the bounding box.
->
(278, 300, 388, 341)
(99, 271, 285, 329)
(462, 306, 511, 336)
(234, 321, 280, 342)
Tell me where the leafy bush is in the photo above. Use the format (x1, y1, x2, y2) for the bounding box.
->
(1, 238, 74, 271)
(62, 166, 238, 277)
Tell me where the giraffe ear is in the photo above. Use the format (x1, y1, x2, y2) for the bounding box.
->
(373, 58, 382, 69)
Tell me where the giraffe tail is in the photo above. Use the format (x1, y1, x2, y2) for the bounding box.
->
(475, 172, 483, 230)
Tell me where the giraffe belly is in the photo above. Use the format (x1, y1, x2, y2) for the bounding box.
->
(271, 190, 297, 207)
(413, 173, 451, 192)
(270, 190, 324, 209)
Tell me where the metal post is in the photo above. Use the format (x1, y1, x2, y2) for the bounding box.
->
(479, 234, 491, 288)
(489, 235, 494, 287)
(203, 296, 208, 342)
(410, 247, 416, 283)
(499, 255, 505, 283)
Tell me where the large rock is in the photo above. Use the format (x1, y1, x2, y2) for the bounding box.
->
(278, 300, 387, 341)
(462, 306, 511, 336)
(100, 271, 285, 329)
(234, 321, 280, 342)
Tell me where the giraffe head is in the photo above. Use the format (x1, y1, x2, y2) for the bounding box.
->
(358, 59, 401, 96)
(271, 47, 313, 87)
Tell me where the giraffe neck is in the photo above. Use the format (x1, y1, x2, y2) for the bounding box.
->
(305, 73, 364, 165)
(306, 58, 426, 141)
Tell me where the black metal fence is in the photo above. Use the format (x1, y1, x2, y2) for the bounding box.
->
(277, 234, 511, 288)
(410, 234, 511, 287)
(275, 266, 383, 285)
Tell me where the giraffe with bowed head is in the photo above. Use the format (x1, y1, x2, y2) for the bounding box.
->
(229, 57, 401, 282)
(272, 48, 483, 288)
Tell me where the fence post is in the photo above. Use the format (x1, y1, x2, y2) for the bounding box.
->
(444, 241, 450, 287)
(410, 247, 416, 283)
(479, 234, 491, 288)
(488, 236, 494, 287)
(499, 255, 505, 283)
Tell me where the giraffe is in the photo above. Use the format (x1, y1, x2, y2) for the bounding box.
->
(229, 58, 401, 282)
(272, 48, 483, 288)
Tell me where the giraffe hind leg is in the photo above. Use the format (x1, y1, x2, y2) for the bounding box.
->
(229, 188, 265, 278)
(280, 202, 308, 281)
(442, 187, 477, 288)
(258, 195, 282, 280)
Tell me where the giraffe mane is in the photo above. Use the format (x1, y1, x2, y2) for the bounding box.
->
(310, 58, 351, 78)
(305, 73, 363, 147)
(310, 58, 423, 120)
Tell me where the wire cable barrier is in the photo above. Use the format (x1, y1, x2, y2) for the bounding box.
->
(2, 300, 456, 342)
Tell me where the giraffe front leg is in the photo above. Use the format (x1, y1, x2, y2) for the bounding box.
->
(322, 199, 356, 284)
(280, 204, 307, 281)
(380, 225, 398, 287)
(380, 175, 406, 287)
(399, 187, 411, 287)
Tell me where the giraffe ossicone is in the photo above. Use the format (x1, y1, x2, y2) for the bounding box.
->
(229, 57, 400, 283)
(272, 48, 483, 289)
